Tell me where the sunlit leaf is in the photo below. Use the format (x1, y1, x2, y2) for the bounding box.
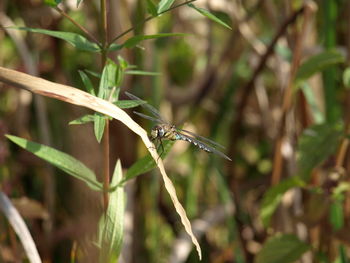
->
(44, 0, 62, 7)
(117, 56, 129, 70)
(6, 135, 102, 191)
(187, 3, 232, 30)
(94, 113, 106, 143)
(99, 160, 124, 262)
(297, 123, 343, 180)
(343, 67, 350, 89)
(260, 177, 305, 227)
(78, 70, 96, 96)
(125, 70, 161, 76)
(122, 33, 185, 48)
(8, 27, 101, 52)
(69, 114, 95, 125)
(255, 234, 310, 263)
(157, 0, 175, 14)
(296, 50, 345, 81)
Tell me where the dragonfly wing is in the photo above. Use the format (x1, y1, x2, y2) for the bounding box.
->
(178, 132, 232, 161)
(178, 128, 225, 149)
(125, 92, 167, 123)
(133, 111, 163, 124)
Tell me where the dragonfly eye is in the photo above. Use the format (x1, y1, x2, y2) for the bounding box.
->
(156, 126, 165, 137)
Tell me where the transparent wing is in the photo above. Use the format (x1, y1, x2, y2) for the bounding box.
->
(178, 132, 232, 161)
(133, 111, 163, 124)
(125, 91, 167, 123)
(179, 128, 225, 149)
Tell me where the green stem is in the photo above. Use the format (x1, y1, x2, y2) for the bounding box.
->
(108, 0, 197, 46)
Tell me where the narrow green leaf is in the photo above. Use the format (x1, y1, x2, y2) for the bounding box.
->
(343, 67, 350, 89)
(330, 201, 344, 231)
(260, 177, 305, 227)
(296, 50, 345, 81)
(69, 114, 95, 125)
(97, 64, 109, 99)
(255, 234, 310, 263)
(297, 123, 343, 180)
(105, 59, 118, 87)
(120, 141, 175, 185)
(122, 33, 185, 48)
(157, 0, 175, 14)
(117, 56, 129, 70)
(78, 70, 96, 96)
(85, 69, 101, 79)
(44, 0, 62, 6)
(146, 0, 158, 16)
(125, 70, 161, 76)
(110, 87, 121, 104)
(99, 160, 124, 263)
(187, 3, 232, 30)
(8, 27, 100, 52)
(107, 43, 123, 52)
(94, 113, 106, 143)
(6, 135, 102, 191)
(114, 100, 146, 109)
(300, 83, 324, 124)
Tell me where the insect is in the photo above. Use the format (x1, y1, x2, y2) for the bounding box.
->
(125, 92, 232, 161)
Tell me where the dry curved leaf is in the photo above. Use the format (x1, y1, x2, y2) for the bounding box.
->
(0, 66, 202, 260)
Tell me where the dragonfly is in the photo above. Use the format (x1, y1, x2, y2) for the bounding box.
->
(125, 92, 232, 161)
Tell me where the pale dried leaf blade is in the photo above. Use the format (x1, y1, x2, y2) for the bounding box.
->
(0, 66, 202, 260)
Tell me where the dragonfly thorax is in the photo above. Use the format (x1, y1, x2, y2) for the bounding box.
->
(150, 124, 177, 141)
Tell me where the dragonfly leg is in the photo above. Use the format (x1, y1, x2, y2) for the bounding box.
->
(155, 139, 164, 162)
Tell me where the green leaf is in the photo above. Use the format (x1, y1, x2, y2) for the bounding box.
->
(69, 114, 95, 125)
(44, 0, 62, 6)
(343, 67, 350, 89)
(330, 201, 344, 231)
(114, 100, 146, 109)
(120, 141, 175, 186)
(122, 33, 185, 48)
(157, 0, 175, 14)
(187, 3, 232, 30)
(146, 0, 158, 16)
(300, 83, 324, 124)
(97, 63, 111, 100)
(94, 113, 106, 143)
(85, 69, 101, 79)
(6, 135, 102, 191)
(254, 234, 310, 263)
(260, 177, 305, 227)
(78, 70, 96, 96)
(107, 43, 123, 52)
(117, 56, 129, 70)
(99, 160, 124, 263)
(8, 27, 101, 52)
(125, 70, 161, 76)
(296, 50, 345, 81)
(297, 123, 343, 180)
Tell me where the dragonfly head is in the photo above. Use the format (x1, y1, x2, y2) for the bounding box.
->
(150, 125, 165, 140)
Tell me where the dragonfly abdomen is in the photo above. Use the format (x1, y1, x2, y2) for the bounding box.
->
(175, 133, 212, 153)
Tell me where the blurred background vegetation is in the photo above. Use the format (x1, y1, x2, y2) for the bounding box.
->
(1, 0, 350, 262)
